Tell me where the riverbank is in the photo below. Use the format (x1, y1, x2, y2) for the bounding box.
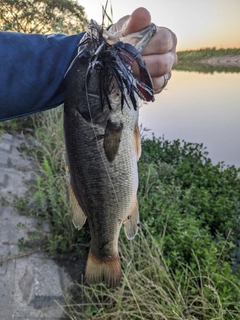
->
(197, 55, 240, 67)
(176, 48, 240, 69)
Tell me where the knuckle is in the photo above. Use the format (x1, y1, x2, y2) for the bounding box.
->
(157, 27, 177, 53)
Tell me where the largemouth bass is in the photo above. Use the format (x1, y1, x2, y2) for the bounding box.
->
(64, 20, 156, 288)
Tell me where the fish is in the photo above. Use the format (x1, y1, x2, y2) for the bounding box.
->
(64, 20, 156, 288)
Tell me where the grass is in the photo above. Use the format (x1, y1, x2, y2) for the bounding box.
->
(28, 108, 90, 255)
(5, 106, 238, 320)
(63, 227, 240, 320)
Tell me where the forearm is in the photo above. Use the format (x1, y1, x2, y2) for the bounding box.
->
(0, 31, 84, 121)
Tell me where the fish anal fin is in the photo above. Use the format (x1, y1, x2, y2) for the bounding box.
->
(69, 184, 87, 230)
(85, 250, 122, 288)
(104, 120, 123, 162)
(123, 200, 139, 240)
(134, 124, 142, 161)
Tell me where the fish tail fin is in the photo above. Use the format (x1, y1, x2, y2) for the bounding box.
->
(85, 250, 122, 288)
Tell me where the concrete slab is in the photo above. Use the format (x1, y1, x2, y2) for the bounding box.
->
(13, 255, 71, 319)
(0, 155, 10, 168)
(1, 133, 14, 142)
(0, 172, 8, 187)
(0, 133, 73, 319)
(0, 141, 12, 153)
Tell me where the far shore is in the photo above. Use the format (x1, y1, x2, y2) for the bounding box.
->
(196, 55, 240, 67)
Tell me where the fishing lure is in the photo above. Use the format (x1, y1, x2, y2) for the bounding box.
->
(65, 20, 155, 113)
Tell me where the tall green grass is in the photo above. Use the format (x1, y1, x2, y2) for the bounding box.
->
(18, 108, 90, 255)
(10, 107, 240, 319)
(63, 227, 240, 320)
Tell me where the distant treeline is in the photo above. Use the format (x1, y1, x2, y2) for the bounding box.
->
(174, 63, 240, 74)
(177, 47, 240, 62)
(174, 47, 240, 74)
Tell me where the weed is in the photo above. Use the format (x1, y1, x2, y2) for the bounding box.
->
(17, 222, 26, 229)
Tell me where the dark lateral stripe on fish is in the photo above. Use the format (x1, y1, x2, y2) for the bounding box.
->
(85, 250, 122, 288)
(103, 120, 123, 162)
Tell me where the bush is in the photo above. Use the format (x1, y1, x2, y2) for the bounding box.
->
(138, 136, 240, 272)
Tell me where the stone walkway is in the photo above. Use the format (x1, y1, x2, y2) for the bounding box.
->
(0, 133, 72, 319)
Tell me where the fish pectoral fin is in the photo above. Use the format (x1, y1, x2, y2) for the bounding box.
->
(123, 200, 140, 240)
(134, 124, 142, 161)
(69, 184, 87, 230)
(103, 120, 123, 162)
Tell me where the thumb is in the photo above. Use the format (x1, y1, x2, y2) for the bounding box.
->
(122, 7, 151, 36)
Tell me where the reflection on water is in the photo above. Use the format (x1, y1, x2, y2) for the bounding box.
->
(174, 62, 240, 74)
(139, 70, 240, 167)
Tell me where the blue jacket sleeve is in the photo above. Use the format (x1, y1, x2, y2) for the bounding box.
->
(0, 31, 84, 121)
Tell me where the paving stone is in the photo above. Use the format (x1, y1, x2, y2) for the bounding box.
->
(0, 155, 10, 168)
(0, 141, 12, 153)
(0, 211, 11, 276)
(0, 226, 10, 243)
(1, 171, 28, 200)
(0, 259, 15, 318)
(13, 256, 70, 319)
(30, 263, 63, 308)
(0, 134, 72, 319)
(0, 256, 9, 276)
(0, 172, 8, 187)
(1, 133, 14, 142)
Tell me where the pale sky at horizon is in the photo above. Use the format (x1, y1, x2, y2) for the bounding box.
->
(78, 0, 240, 50)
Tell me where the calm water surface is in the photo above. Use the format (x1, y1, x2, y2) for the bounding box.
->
(139, 70, 240, 167)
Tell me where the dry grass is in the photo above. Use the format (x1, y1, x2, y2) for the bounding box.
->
(63, 226, 240, 320)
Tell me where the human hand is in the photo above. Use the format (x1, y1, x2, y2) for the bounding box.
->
(110, 7, 178, 94)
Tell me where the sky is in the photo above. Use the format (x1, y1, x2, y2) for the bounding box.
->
(78, 0, 240, 50)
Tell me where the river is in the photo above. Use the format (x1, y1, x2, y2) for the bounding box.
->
(139, 70, 240, 167)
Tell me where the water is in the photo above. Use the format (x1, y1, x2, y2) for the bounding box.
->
(139, 70, 240, 167)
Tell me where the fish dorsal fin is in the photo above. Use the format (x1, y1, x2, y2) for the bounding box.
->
(134, 124, 142, 161)
(69, 184, 87, 230)
(104, 120, 123, 162)
(123, 200, 139, 240)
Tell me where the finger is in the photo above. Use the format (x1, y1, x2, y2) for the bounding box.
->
(110, 15, 130, 33)
(122, 7, 151, 36)
(132, 52, 177, 78)
(144, 52, 177, 77)
(152, 72, 172, 94)
(142, 27, 178, 55)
